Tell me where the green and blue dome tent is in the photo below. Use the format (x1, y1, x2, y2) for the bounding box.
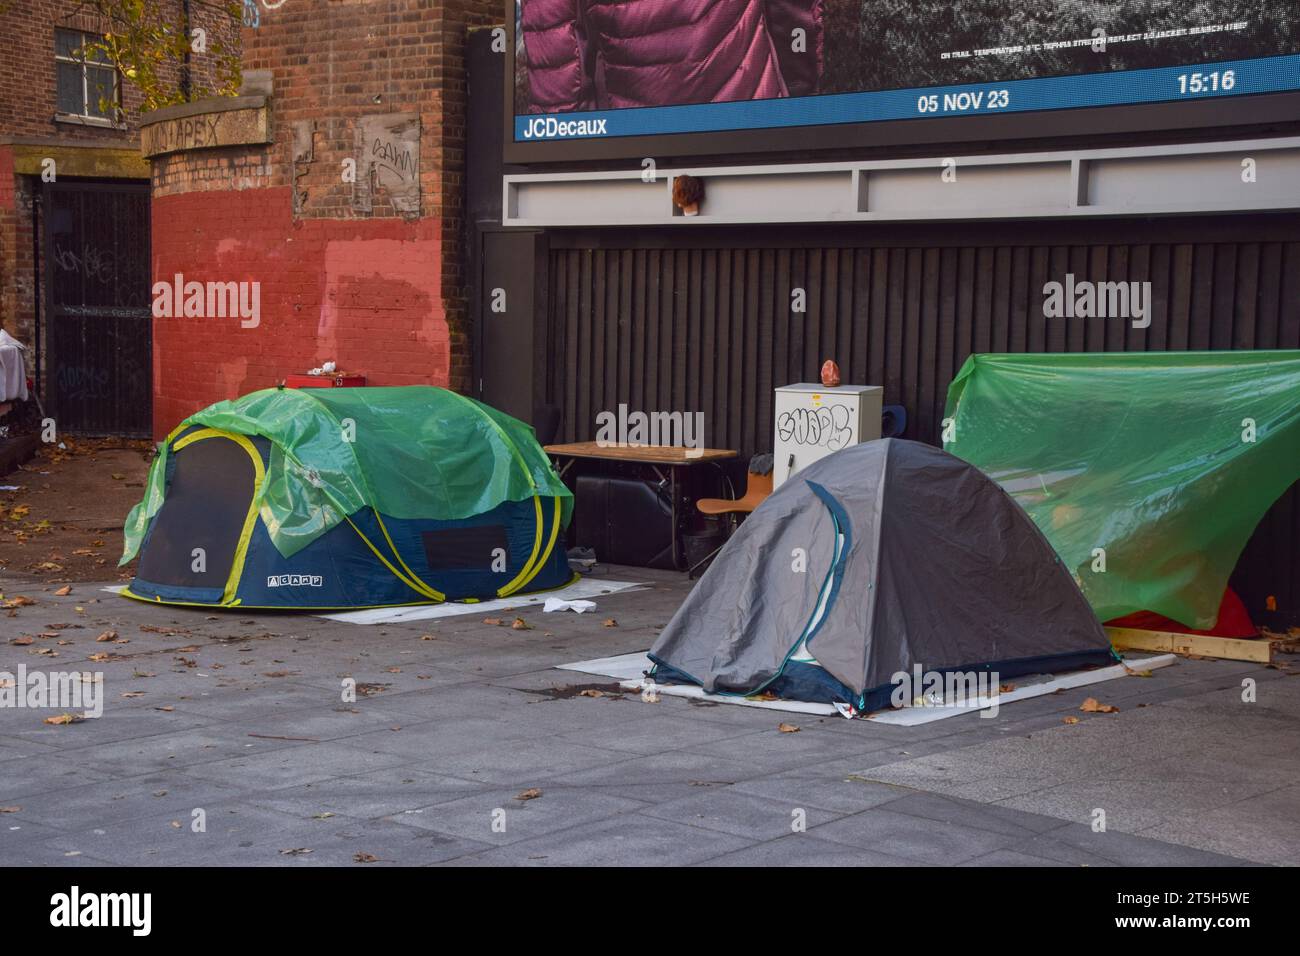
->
(120, 386, 574, 610)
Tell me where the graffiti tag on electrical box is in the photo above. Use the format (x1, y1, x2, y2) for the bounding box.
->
(777, 404, 854, 450)
(354, 113, 421, 218)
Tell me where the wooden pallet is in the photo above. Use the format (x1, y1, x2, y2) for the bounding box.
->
(1105, 626, 1284, 664)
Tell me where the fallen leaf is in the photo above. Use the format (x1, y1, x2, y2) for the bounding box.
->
(43, 713, 83, 726)
(353, 852, 379, 863)
(1063, 716, 1081, 724)
(121, 691, 145, 699)
(3, 596, 35, 608)
(777, 722, 801, 733)
(280, 848, 313, 856)
(11, 636, 33, 645)
(54, 585, 72, 596)
(1080, 697, 1119, 714)
(515, 788, 543, 801)
(95, 630, 118, 642)
(511, 617, 532, 630)
(88, 652, 110, 662)
(170, 820, 182, 829)
(312, 812, 336, 820)
(1122, 665, 1153, 678)
(602, 618, 618, 628)
(154, 706, 174, 712)
(482, 617, 502, 626)
(0, 807, 21, 813)
(420, 634, 436, 641)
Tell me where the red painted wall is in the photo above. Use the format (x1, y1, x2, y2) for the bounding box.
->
(151, 186, 448, 437)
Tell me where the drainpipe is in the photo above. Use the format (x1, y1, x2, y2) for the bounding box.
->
(181, 0, 193, 101)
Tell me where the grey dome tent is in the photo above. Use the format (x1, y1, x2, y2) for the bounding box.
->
(649, 439, 1115, 711)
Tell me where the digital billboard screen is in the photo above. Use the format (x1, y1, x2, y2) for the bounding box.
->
(508, 1, 1300, 159)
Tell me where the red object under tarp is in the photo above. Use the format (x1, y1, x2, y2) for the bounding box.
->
(1105, 588, 1256, 638)
(283, 373, 366, 389)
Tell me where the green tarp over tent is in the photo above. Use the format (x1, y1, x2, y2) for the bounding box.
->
(943, 351, 1300, 630)
(122, 386, 572, 564)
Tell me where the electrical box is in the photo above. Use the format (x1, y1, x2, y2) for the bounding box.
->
(773, 384, 883, 488)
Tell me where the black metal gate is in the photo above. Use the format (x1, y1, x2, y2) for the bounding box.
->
(43, 180, 152, 436)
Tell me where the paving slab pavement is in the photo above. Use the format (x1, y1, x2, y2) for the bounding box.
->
(0, 566, 1291, 866)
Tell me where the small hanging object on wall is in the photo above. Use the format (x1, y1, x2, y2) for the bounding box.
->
(672, 175, 705, 217)
(821, 359, 841, 388)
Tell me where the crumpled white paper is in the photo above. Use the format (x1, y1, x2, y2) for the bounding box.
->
(543, 597, 597, 614)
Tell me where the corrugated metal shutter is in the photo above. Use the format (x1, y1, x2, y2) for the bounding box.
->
(544, 223, 1300, 628)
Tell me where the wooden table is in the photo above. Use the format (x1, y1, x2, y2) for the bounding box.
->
(544, 442, 739, 571)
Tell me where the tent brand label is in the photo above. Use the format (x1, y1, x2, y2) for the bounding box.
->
(267, 574, 324, 588)
(49, 886, 151, 936)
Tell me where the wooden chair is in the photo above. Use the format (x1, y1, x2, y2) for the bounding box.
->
(689, 462, 773, 577)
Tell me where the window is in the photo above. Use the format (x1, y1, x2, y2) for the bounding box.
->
(55, 29, 120, 123)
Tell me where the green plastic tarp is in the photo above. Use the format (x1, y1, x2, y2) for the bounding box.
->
(122, 386, 571, 564)
(943, 351, 1300, 629)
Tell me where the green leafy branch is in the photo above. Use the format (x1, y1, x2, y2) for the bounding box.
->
(71, 0, 243, 114)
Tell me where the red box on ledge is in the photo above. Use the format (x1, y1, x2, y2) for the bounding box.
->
(283, 373, 367, 389)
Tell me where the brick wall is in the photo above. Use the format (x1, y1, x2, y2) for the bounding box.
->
(152, 185, 446, 430)
(0, 148, 19, 351)
(0, 0, 232, 140)
(0, 170, 37, 372)
(149, 0, 499, 438)
(0, 0, 240, 409)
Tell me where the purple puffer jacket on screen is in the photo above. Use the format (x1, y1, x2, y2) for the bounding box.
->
(521, 0, 825, 113)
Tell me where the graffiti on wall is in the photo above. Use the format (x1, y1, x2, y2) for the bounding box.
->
(353, 113, 421, 218)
